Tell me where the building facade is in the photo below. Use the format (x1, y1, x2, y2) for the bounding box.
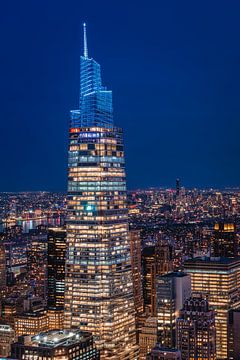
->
(212, 223, 237, 258)
(130, 230, 144, 316)
(0, 324, 15, 358)
(176, 297, 216, 360)
(14, 311, 48, 337)
(227, 309, 240, 360)
(47, 227, 66, 309)
(139, 316, 157, 360)
(156, 272, 191, 348)
(64, 24, 138, 359)
(184, 257, 240, 360)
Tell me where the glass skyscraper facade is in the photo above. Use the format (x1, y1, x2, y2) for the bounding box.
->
(64, 24, 138, 359)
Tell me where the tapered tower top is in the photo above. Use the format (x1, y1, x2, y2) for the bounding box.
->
(83, 22, 88, 58)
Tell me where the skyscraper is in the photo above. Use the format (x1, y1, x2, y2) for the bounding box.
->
(176, 297, 216, 360)
(47, 228, 66, 309)
(142, 246, 156, 316)
(130, 230, 144, 316)
(156, 272, 191, 348)
(64, 24, 138, 359)
(184, 257, 240, 360)
(212, 222, 237, 258)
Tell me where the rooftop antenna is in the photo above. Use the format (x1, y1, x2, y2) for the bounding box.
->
(83, 22, 88, 58)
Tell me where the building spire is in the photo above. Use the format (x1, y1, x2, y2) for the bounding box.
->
(83, 22, 88, 58)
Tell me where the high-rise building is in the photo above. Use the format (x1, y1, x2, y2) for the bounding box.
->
(212, 222, 237, 258)
(0, 324, 15, 358)
(138, 316, 157, 360)
(184, 257, 240, 360)
(64, 24, 138, 359)
(142, 246, 156, 316)
(142, 238, 173, 317)
(156, 272, 191, 348)
(176, 297, 216, 360)
(130, 230, 144, 316)
(155, 235, 173, 275)
(47, 227, 66, 309)
(0, 241, 6, 290)
(27, 227, 48, 300)
(146, 345, 182, 360)
(227, 309, 240, 360)
(11, 329, 100, 360)
(176, 179, 180, 197)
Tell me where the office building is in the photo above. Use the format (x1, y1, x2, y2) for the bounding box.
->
(27, 227, 47, 300)
(47, 227, 66, 309)
(228, 309, 240, 360)
(139, 316, 157, 360)
(142, 238, 173, 317)
(212, 222, 237, 258)
(47, 308, 64, 330)
(176, 179, 180, 197)
(0, 324, 15, 357)
(156, 272, 191, 348)
(155, 235, 173, 275)
(11, 329, 100, 360)
(176, 296, 216, 360)
(0, 242, 6, 290)
(14, 311, 48, 337)
(1, 300, 17, 327)
(64, 24, 138, 359)
(142, 246, 156, 316)
(130, 230, 144, 316)
(184, 257, 240, 360)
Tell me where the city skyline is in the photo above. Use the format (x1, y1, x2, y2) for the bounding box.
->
(1, 1, 240, 191)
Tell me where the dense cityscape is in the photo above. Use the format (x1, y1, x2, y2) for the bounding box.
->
(1, 20, 240, 360)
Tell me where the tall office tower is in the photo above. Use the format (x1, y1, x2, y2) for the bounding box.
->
(64, 24, 138, 359)
(227, 309, 240, 360)
(130, 230, 144, 316)
(0, 242, 6, 290)
(142, 240, 173, 317)
(146, 345, 182, 360)
(176, 178, 180, 197)
(184, 257, 240, 360)
(47, 228, 66, 309)
(176, 297, 216, 360)
(155, 235, 173, 275)
(27, 227, 48, 300)
(212, 222, 237, 258)
(142, 246, 156, 316)
(156, 272, 191, 348)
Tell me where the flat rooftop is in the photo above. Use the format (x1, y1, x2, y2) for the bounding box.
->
(159, 271, 188, 278)
(184, 256, 240, 265)
(30, 329, 91, 348)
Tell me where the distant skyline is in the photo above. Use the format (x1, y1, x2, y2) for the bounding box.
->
(1, 0, 240, 191)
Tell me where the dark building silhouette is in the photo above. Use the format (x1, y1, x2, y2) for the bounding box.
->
(176, 179, 180, 197)
(228, 309, 240, 360)
(47, 228, 66, 310)
(142, 246, 156, 316)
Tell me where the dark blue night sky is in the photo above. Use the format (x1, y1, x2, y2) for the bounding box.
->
(1, 0, 240, 191)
